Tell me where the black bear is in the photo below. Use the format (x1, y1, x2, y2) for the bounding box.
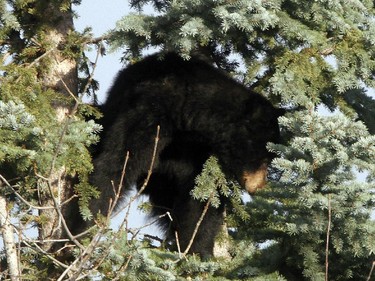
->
(89, 52, 281, 257)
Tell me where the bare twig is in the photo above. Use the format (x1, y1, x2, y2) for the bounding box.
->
(133, 212, 170, 234)
(138, 125, 161, 195)
(113, 125, 160, 220)
(57, 73, 80, 104)
(325, 194, 332, 281)
(367, 261, 375, 281)
(107, 151, 130, 220)
(175, 231, 182, 258)
(59, 126, 160, 279)
(173, 194, 214, 262)
(143, 234, 164, 244)
(58, 228, 106, 281)
(81, 41, 103, 96)
(42, 177, 85, 251)
(182, 195, 213, 256)
(0, 174, 54, 210)
(22, 240, 68, 269)
(24, 48, 55, 69)
(61, 151, 131, 280)
(111, 255, 133, 281)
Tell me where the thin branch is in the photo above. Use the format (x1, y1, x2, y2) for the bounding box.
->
(175, 231, 182, 258)
(22, 240, 68, 269)
(24, 48, 55, 69)
(111, 255, 133, 281)
(182, 195, 212, 256)
(325, 194, 332, 281)
(84, 35, 110, 45)
(137, 125, 160, 195)
(367, 261, 375, 281)
(60, 126, 160, 279)
(59, 149, 132, 279)
(112, 125, 160, 220)
(128, 212, 171, 241)
(58, 228, 106, 281)
(107, 151, 130, 220)
(133, 212, 170, 234)
(143, 234, 164, 244)
(81, 41, 103, 96)
(45, 178, 85, 250)
(57, 73, 80, 104)
(0, 174, 54, 210)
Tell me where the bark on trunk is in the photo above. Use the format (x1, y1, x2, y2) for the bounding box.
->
(0, 194, 20, 280)
(37, 3, 78, 252)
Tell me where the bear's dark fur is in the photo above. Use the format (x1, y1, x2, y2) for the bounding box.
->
(89, 53, 281, 257)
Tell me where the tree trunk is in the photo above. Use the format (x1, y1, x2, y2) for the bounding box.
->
(37, 3, 78, 253)
(213, 208, 231, 259)
(0, 194, 21, 281)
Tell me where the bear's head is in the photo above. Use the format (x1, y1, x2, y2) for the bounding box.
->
(220, 97, 283, 194)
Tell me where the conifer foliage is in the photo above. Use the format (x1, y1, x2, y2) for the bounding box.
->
(1, 0, 374, 280)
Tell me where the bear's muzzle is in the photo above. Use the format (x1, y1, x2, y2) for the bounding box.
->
(240, 163, 267, 194)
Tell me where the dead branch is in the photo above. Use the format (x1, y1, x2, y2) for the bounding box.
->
(107, 151, 130, 221)
(182, 194, 213, 256)
(175, 231, 182, 258)
(0, 174, 53, 211)
(367, 261, 375, 281)
(81, 41, 103, 96)
(22, 240, 68, 269)
(113, 125, 160, 220)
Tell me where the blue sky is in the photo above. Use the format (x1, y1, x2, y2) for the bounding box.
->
(74, 0, 130, 102)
